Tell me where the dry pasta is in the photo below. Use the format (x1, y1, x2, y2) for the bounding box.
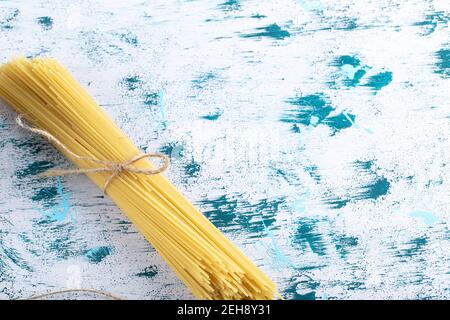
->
(0, 57, 278, 300)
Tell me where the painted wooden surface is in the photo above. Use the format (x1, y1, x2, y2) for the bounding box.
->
(0, 0, 449, 299)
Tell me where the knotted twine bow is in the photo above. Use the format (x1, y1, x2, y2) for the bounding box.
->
(16, 115, 169, 193)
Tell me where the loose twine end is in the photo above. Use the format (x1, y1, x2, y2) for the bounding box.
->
(16, 114, 169, 193)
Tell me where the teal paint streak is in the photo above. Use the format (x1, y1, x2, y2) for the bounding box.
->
(2, 246, 33, 272)
(219, 0, 241, 12)
(46, 225, 77, 260)
(338, 17, 358, 30)
(408, 211, 438, 226)
(324, 161, 389, 208)
(184, 160, 201, 177)
(118, 31, 138, 46)
(200, 195, 283, 235)
(354, 160, 372, 171)
(324, 197, 350, 209)
(396, 236, 427, 258)
(434, 49, 450, 78)
(143, 92, 158, 106)
(332, 55, 361, 67)
(346, 69, 367, 87)
(31, 186, 58, 205)
(16, 160, 54, 178)
(330, 55, 368, 87)
(284, 276, 319, 300)
(136, 266, 158, 278)
(0, 8, 19, 30)
(192, 71, 217, 89)
(305, 165, 321, 182)
(251, 13, 266, 19)
(333, 235, 358, 258)
(358, 176, 390, 200)
(294, 218, 327, 256)
(84, 246, 112, 264)
(364, 71, 393, 92)
(323, 113, 355, 131)
(200, 109, 223, 121)
(14, 137, 47, 155)
(281, 93, 354, 133)
(354, 161, 390, 200)
(159, 142, 184, 158)
(121, 75, 143, 91)
(242, 24, 290, 40)
(413, 11, 450, 35)
(201, 195, 237, 228)
(282, 94, 332, 126)
(36, 178, 72, 221)
(36, 16, 53, 30)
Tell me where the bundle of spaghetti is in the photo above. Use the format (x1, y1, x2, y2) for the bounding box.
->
(0, 57, 278, 300)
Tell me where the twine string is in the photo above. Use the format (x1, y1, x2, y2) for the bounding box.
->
(24, 288, 123, 300)
(16, 115, 169, 192)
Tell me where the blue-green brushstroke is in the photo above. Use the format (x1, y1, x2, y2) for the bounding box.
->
(364, 71, 393, 92)
(358, 176, 390, 200)
(84, 246, 112, 264)
(48, 228, 77, 260)
(0, 8, 19, 30)
(36, 16, 53, 30)
(143, 92, 159, 106)
(324, 197, 350, 209)
(136, 266, 158, 278)
(332, 55, 361, 67)
(118, 31, 138, 46)
(337, 17, 358, 30)
(330, 55, 367, 87)
(284, 276, 319, 300)
(323, 113, 355, 130)
(31, 186, 58, 205)
(413, 11, 450, 35)
(121, 75, 143, 91)
(200, 109, 223, 121)
(281, 93, 354, 133)
(282, 94, 333, 126)
(333, 235, 358, 258)
(201, 195, 237, 228)
(192, 71, 217, 89)
(16, 160, 54, 178)
(200, 195, 283, 235)
(2, 246, 33, 272)
(36, 178, 72, 221)
(159, 142, 184, 158)
(434, 49, 450, 78)
(184, 160, 201, 177)
(14, 137, 48, 155)
(251, 13, 267, 19)
(242, 24, 290, 40)
(219, 0, 241, 12)
(396, 236, 427, 258)
(294, 218, 327, 256)
(324, 160, 390, 208)
(305, 165, 321, 182)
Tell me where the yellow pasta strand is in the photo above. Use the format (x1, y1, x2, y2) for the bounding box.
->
(0, 57, 278, 300)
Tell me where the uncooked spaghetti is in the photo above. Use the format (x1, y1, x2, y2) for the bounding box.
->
(0, 57, 278, 300)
